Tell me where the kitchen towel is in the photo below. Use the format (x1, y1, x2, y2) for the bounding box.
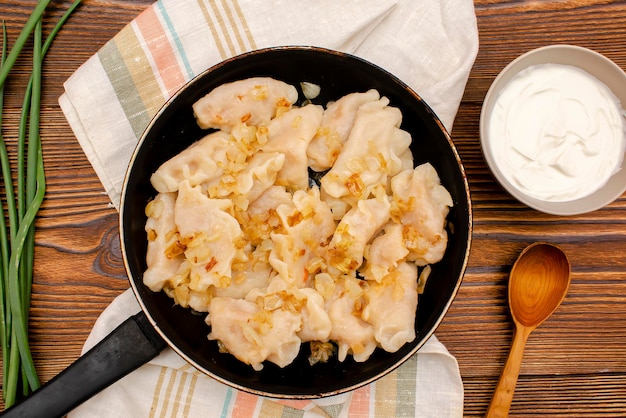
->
(59, 0, 478, 416)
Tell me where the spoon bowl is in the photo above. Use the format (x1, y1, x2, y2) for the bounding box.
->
(509, 243, 571, 328)
(487, 242, 571, 418)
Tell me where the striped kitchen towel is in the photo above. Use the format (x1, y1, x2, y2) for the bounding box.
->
(59, 0, 478, 416)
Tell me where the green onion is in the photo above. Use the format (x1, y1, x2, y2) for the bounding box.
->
(0, 0, 51, 90)
(0, 20, 11, 404)
(0, 0, 82, 407)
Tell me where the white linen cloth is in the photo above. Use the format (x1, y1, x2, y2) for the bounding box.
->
(59, 0, 478, 416)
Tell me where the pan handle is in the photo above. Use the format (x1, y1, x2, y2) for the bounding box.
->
(1, 310, 167, 418)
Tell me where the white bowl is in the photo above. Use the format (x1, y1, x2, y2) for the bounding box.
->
(480, 44, 626, 216)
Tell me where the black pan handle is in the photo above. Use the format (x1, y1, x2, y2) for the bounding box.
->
(1, 311, 167, 418)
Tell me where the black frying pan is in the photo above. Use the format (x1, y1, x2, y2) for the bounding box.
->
(1, 46, 472, 417)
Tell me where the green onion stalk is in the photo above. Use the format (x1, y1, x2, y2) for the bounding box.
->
(0, 0, 82, 408)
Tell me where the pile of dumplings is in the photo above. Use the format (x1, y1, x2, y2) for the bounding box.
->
(143, 77, 453, 370)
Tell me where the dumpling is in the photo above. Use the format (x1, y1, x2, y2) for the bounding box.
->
(307, 89, 381, 172)
(326, 276, 377, 362)
(290, 186, 337, 251)
(143, 188, 232, 313)
(233, 151, 285, 206)
(150, 131, 232, 193)
(158, 261, 210, 312)
(320, 98, 409, 202)
(261, 104, 324, 190)
(174, 181, 245, 293)
(245, 280, 332, 343)
(247, 185, 293, 216)
(269, 187, 336, 285)
(326, 194, 390, 275)
(362, 222, 409, 283)
(238, 185, 294, 246)
(193, 77, 299, 132)
(143, 192, 184, 292)
(207, 297, 302, 371)
(319, 187, 351, 221)
(362, 262, 418, 352)
(295, 288, 332, 342)
(398, 147, 414, 173)
(214, 252, 273, 300)
(390, 163, 453, 266)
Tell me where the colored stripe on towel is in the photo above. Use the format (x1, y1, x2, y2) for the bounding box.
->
(196, 0, 256, 60)
(97, 36, 152, 140)
(396, 354, 418, 417)
(134, 5, 187, 99)
(156, 0, 195, 80)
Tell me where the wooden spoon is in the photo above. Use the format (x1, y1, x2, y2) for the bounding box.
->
(486, 242, 571, 418)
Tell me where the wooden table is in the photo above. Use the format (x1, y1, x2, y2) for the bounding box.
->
(2, 0, 626, 416)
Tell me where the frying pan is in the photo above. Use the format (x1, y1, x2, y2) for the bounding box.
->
(1, 46, 472, 417)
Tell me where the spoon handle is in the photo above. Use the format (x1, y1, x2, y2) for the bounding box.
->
(486, 325, 531, 418)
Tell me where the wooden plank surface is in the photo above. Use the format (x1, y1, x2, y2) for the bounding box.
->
(1, 0, 626, 416)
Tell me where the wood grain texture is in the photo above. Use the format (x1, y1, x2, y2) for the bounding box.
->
(1, 0, 626, 415)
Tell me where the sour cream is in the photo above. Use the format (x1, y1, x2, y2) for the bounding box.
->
(488, 63, 626, 202)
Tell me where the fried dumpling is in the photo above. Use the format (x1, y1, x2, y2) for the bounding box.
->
(320, 98, 409, 203)
(307, 89, 381, 172)
(174, 181, 245, 293)
(239, 185, 294, 246)
(326, 276, 377, 362)
(214, 252, 273, 300)
(234, 151, 285, 206)
(193, 77, 298, 132)
(295, 287, 332, 342)
(261, 104, 324, 190)
(143, 192, 183, 292)
(207, 297, 302, 371)
(362, 262, 418, 352)
(391, 163, 453, 266)
(362, 222, 409, 283)
(150, 131, 233, 193)
(269, 187, 335, 285)
(326, 194, 391, 275)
